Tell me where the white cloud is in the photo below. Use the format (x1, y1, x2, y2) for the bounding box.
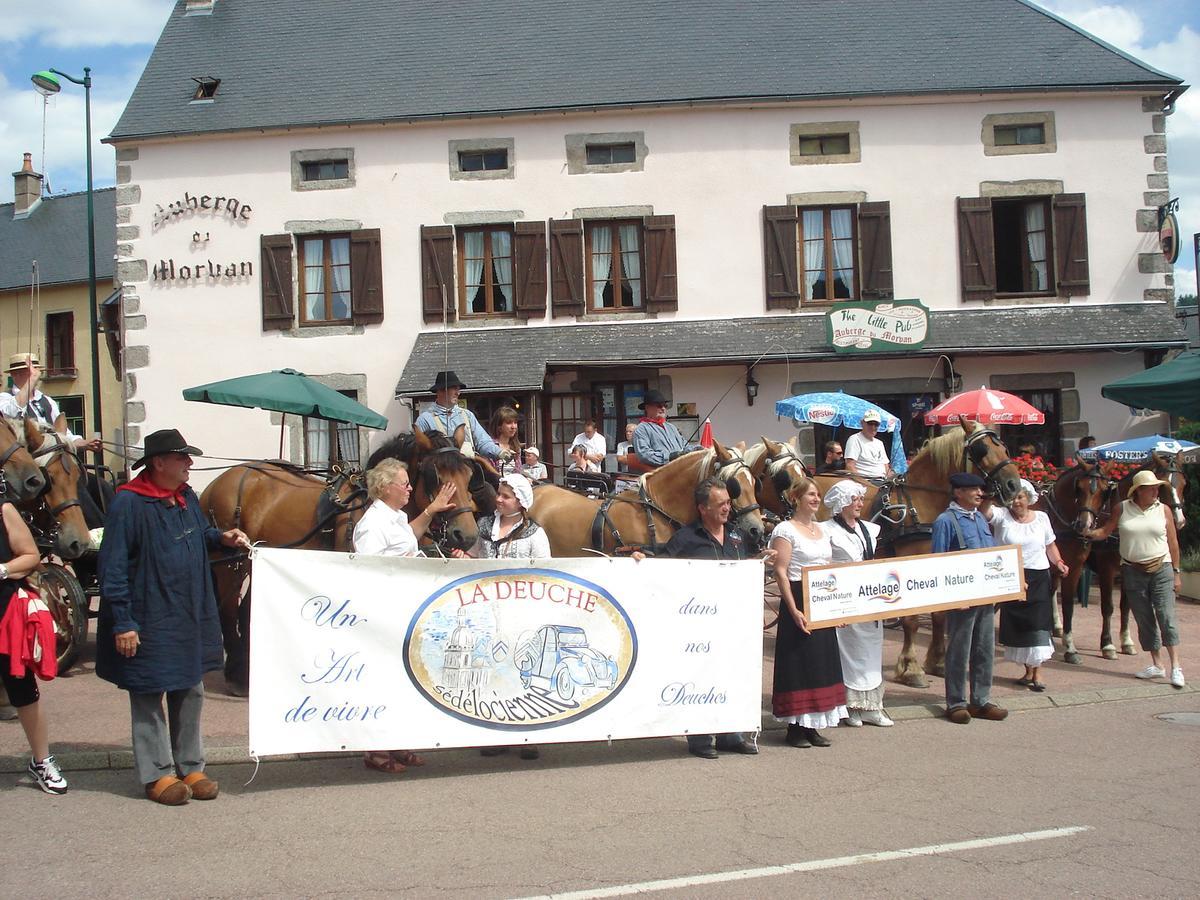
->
(0, 0, 174, 48)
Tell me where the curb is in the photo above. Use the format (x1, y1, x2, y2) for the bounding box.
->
(3, 680, 1194, 775)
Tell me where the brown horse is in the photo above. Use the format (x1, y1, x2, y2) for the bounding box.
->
(747, 420, 1022, 687)
(202, 428, 494, 693)
(20, 419, 92, 559)
(1037, 459, 1119, 663)
(1055, 453, 1188, 664)
(529, 441, 766, 557)
(0, 416, 47, 500)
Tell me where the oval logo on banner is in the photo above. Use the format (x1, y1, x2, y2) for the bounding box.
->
(806, 405, 838, 424)
(404, 568, 637, 730)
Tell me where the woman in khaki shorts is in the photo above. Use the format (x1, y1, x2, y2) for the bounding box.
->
(1087, 469, 1185, 687)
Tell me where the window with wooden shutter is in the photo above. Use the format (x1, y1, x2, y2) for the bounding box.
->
(513, 221, 548, 319)
(260, 233, 295, 330)
(642, 215, 678, 312)
(957, 197, 996, 302)
(550, 219, 585, 318)
(349, 228, 384, 324)
(585, 219, 644, 311)
(1052, 193, 1090, 298)
(458, 225, 516, 317)
(762, 206, 800, 310)
(421, 225, 455, 323)
(858, 202, 893, 300)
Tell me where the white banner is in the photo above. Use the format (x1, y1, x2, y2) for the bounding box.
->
(248, 548, 764, 757)
(801, 545, 1026, 628)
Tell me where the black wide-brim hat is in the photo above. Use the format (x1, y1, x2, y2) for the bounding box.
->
(429, 370, 467, 393)
(638, 389, 669, 410)
(131, 428, 203, 470)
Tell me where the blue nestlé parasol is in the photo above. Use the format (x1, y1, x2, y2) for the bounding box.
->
(775, 391, 907, 474)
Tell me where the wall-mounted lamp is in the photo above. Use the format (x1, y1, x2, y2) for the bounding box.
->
(746, 367, 759, 406)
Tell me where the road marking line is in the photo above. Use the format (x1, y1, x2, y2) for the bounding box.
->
(521, 826, 1091, 899)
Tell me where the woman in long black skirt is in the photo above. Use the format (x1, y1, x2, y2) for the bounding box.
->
(770, 476, 846, 748)
(988, 479, 1069, 691)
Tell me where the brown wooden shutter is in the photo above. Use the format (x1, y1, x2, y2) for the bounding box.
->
(857, 201, 894, 300)
(349, 228, 384, 325)
(513, 221, 547, 320)
(642, 215, 678, 312)
(763, 205, 800, 310)
(260, 233, 294, 331)
(1052, 193, 1090, 297)
(549, 218, 585, 318)
(420, 225, 455, 323)
(957, 197, 995, 302)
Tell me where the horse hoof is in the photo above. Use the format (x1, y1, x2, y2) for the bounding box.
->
(899, 674, 928, 689)
(924, 665, 945, 679)
(1063, 652, 1082, 666)
(1101, 647, 1118, 661)
(1121, 645, 1137, 656)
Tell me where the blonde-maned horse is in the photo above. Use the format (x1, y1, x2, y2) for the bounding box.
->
(746, 419, 1021, 687)
(529, 441, 766, 556)
(0, 416, 47, 500)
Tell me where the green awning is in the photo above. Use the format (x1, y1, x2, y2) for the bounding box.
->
(1101, 350, 1200, 418)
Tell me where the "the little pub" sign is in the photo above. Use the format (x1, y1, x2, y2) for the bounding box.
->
(825, 299, 930, 354)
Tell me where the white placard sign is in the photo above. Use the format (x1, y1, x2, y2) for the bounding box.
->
(801, 545, 1026, 629)
(248, 548, 764, 757)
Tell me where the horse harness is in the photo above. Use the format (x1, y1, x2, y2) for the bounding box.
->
(28, 430, 84, 519)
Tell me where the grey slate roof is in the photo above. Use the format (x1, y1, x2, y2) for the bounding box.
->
(0, 188, 116, 291)
(394, 304, 1189, 396)
(110, 0, 1182, 142)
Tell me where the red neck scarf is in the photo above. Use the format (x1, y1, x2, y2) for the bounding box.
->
(118, 471, 189, 508)
(638, 416, 667, 426)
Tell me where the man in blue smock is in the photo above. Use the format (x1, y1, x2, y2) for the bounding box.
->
(930, 471, 1008, 725)
(413, 370, 501, 460)
(631, 390, 698, 468)
(98, 429, 249, 805)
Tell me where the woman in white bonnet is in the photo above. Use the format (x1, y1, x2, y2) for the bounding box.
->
(986, 479, 1068, 692)
(820, 480, 892, 727)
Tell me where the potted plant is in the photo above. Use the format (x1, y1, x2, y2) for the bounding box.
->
(1180, 548, 1200, 602)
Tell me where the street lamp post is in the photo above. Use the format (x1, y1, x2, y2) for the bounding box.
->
(31, 68, 103, 466)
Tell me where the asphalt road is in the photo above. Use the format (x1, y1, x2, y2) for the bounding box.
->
(4, 693, 1198, 899)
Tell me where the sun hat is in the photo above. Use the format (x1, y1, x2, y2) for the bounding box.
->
(429, 370, 467, 393)
(1126, 469, 1170, 499)
(131, 428, 203, 470)
(5, 352, 39, 373)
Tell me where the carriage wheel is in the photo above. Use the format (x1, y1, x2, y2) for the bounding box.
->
(36, 563, 89, 672)
(763, 575, 780, 631)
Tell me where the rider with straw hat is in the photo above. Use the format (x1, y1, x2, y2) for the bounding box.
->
(0, 353, 101, 453)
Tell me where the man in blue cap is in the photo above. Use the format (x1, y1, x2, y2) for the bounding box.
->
(931, 471, 1008, 725)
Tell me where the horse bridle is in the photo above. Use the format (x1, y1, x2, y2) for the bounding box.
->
(420, 447, 486, 551)
(29, 430, 84, 518)
(1045, 464, 1115, 535)
(715, 453, 762, 521)
(962, 428, 1016, 498)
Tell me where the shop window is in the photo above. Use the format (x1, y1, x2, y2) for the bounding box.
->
(957, 194, 1089, 301)
(45, 311, 76, 377)
(259, 230, 384, 330)
(1001, 389, 1062, 466)
(762, 202, 892, 309)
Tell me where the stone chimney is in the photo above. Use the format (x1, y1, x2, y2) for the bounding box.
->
(12, 153, 43, 219)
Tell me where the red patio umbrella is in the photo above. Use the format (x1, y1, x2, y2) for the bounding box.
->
(699, 418, 714, 448)
(924, 388, 1046, 426)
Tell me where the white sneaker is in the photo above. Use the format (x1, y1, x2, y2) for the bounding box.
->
(860, 709, 895, 727)
(1135, 665, 1166, 680)
(28, 755, 68, 795)
(1170, 667, 1186, 688)
(841, 711, 863, 727)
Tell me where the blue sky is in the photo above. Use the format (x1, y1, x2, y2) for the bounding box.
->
(0, 0, 1197, 294)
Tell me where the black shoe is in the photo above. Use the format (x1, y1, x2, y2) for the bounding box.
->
(480, 746, 510, 757)
(785, 724, 811, 748)
(519, 746, 540, 760)
(805, 728, 832, 748)
(722, 739, 758, 755)
(688, 744, 719, 759)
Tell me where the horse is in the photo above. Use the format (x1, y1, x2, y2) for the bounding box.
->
(746, 419, 1021, 687)
(1055, 453, 1188, 664)
(202, 428, 494, 693)
(0, 416, 47, 501)
(1037, 459, 1120, 664)
(19, 419, 93, 560)
(528, 441, 766, 557)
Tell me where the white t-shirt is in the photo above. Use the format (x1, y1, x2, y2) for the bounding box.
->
(990, 507, 1055, 570)
(845, 431, 889, 479)
(524, 462, 548, 482)
(571, 431, 607, 460)
(770, 519, 832, 580)
(352, 499, 419, 557)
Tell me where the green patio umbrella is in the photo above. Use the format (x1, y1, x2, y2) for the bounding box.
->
(1101, 350, 1200, 419)
(183, 368, 389, 429)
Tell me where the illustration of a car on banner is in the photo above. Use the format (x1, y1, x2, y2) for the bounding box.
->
(514, 625, 619, 701)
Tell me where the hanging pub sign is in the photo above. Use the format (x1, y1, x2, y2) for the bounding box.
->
(826, 299, 930, 354)
(1158, 198, 1180, 265)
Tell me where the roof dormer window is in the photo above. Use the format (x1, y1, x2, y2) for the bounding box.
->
(191, 76, 220, 102)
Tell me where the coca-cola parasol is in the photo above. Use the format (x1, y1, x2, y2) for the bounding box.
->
(924, 388, 1045, 426)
